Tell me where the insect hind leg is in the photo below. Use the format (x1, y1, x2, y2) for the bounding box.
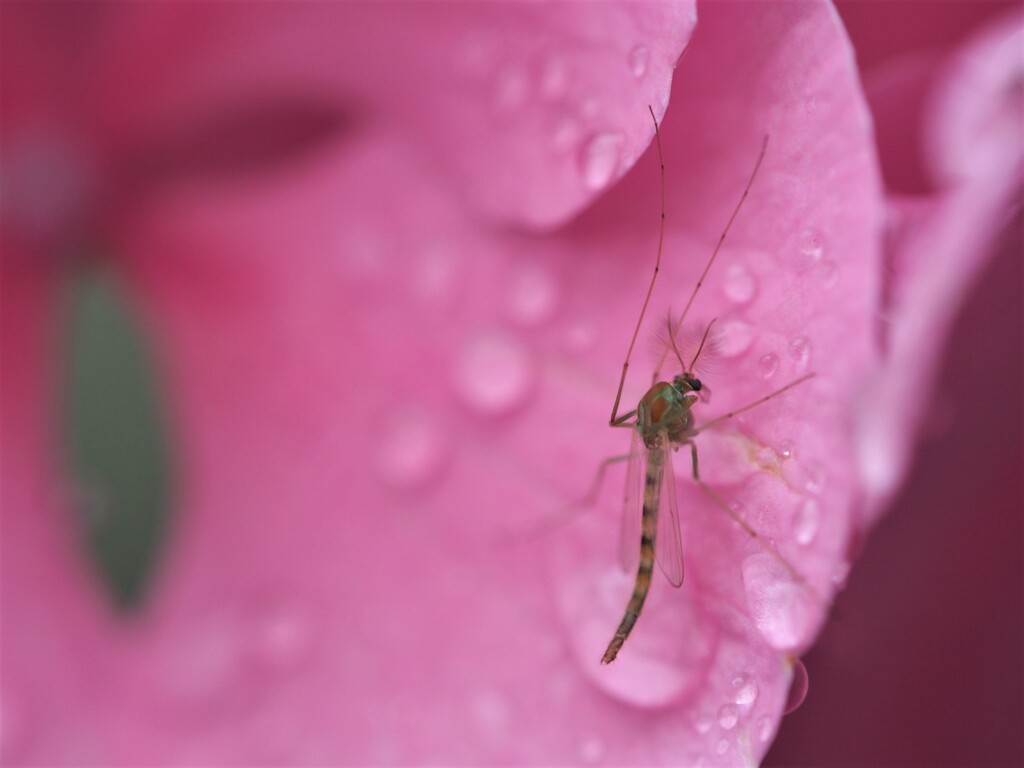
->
(683, 440, 821, 602)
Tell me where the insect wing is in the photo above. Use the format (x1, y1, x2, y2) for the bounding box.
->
(618, 428, 644, 575)
(656, 441, 685, 587)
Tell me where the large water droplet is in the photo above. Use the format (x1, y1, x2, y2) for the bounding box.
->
(243, 597, 315, 673)
(693, 711, 714, 734)
(796, 228, 824, 263)
(492, 64, 529, 113)
(454, 331, 534, 415)
(792, 498, 820, 546)
(412, 242, 462, 308)
(758, 353, 779, 379)
(756, 715, 774, 743)
(0, 686, 29, 760)
(579, 736, 604, 764)
(716, 319, 755, 358)
(718, 703, 740, 730)
(715, 739, 730, 755)
(788, 336, 811, 372)
(157, 613, 242, 705)
(742, 553, 817, 651)
(506, 262, 559, 326)
(580, 132, 624, 191)
(470, 689, 511, 736)
(817, 259, 838, 288)
(374, 407, 449, 490)
(723, 263, 756, 304)
(539, 55, 568, 99)
(803, 461, 826, 494)
(629, 45, 650, 78)
(785, 657, 809, 714)
(728, 673, 759, 706)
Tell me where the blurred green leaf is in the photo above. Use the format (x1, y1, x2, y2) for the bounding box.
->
(61, 270, 173, 609)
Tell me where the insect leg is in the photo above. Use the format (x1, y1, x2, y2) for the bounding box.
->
(610, 106, 666, 426)
(683, 440, 819, 600)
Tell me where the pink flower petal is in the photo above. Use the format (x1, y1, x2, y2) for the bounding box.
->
(1, 2, 895, 765)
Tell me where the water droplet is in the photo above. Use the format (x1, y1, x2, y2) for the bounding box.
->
(742, 553, 817, 651)
(756, 715, 774, 743)
(579, 736, 604, 763)
(629, 45, 650, 78)
(561, 320, 595, 353)
(716, 739, 730, 755)
(493, 65, 529, 112)
(412, 242, 462, 308)
(553, 116, 581, 149)
(715, 319, 755, 358)
(580, 132, 624, 191)
(723, 263, 756, 303)
(540, 56, 568, 99)
(796, 228, 824, 263)
(718, 703, 740, 729)
(157, 613, 241, 705)
(817, 258, 838, 288)
(375, 408, 449, 490)
(831, 561, 851, 588)
(793, 498, 820, 545)
(758, 353, 779, 379)
(803, 462, 826, 494)
(778, 439, 794, 459)
(471, 689, 510, 735)
(728, 673, 759, 706)
(243, 597, 315, 673)
(454, 331, 534, 415)
(694, 711, 714, 734)
(788, 336, 811, 372)
(784, 657, 809, 714)
(0, 686, 29, 759)
(506, 262, 559, 326)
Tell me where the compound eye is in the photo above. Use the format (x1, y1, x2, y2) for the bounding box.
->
(691, 379, 703, 391)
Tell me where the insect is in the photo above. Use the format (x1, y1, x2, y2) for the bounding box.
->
(600, 108, 814, 665)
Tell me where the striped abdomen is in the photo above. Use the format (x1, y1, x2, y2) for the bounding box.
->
(601, 447, 663, 664)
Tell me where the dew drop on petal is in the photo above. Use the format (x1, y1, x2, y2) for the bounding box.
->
(792, 498, 820, 546)
(539, 55, 568, 100)
(785, 657, 809, 714)
(157, 613, 241, 706)
(716, 319, 755, 358)
(629, 45, 650, 78)
(742, 553, 817, 651)
(579, 736, 604, 764)
(580, 132, 624, 191)
(728, 673, 759, 706)
(718, 703, 740, 730)
(454, 331, 534, 416)
(694, 711, 714, 734)
(492, 64, 529, 113)
(374, 408, 449, 490)
(553, 116, 581, 150)
(506, 262, 559, 326)
(716, 739, 730, 755)
(788, 336, 811, 372)
(470, 689, 511, 736)
(243, 597, 315, 673)
(0, 686, 29, 759)
(723, 263, 756, 304)
(817, 258, 838, 288)
(803, 461, 826, 494)
(758, 353, 779, 379)
(797, 227, 824, 263)
(757, 715, 774, 743)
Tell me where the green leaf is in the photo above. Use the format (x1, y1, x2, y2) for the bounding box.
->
(61, 270, 173, 610)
